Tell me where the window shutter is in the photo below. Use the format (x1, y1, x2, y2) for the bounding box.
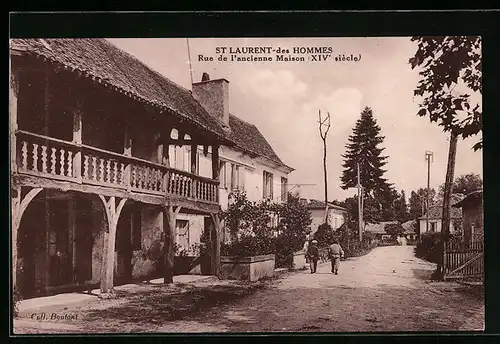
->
(230, 164, 235, 190)
(270, 174, 274, 199)
(263, 171, 266, 198)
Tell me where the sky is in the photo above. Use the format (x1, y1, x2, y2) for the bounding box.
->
(107, 37, 483, 202)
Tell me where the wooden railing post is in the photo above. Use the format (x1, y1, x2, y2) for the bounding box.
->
(72, 102, 83, 183)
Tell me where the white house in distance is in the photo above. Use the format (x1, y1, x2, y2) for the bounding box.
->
(169, 73, 294, 251)
(418, 195, 463, 237)
(300, 199, 348, 236)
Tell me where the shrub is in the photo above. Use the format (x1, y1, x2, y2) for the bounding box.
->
(415, 232, 443, 263)
(220, 192, 311, 268)
(221, 233, 275, 257)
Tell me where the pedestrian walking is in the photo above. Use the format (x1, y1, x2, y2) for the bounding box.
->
(306, 239, 320, 274)
(328, 239, 345, 275)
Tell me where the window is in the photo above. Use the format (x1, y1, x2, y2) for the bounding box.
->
(280, 177, 288, 202)
(263, 171, 274, 199)
(226, 163, 244, 191)
(131, 207, 142, 250)
(176, 219, 190, 252)
(430, 222, 436, 232)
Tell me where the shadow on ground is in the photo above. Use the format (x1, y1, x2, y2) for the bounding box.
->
(83, 282, 266, 326)
(411, 268, 434, 281)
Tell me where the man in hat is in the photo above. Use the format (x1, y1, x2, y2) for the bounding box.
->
(328, 238, 345, 275)
(306, 239, 320, 274)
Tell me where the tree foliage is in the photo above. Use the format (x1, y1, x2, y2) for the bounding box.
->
(384, 222, 405, 240)
(394, 190, 410, 223)
(221, 191, 311, 268)
(410, 36, 482, 150)
(438, 173, 483, 197)
(408, 188, 436, 220)
(313, 223, 336, 247)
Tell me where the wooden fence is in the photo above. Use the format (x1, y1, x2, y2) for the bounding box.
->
(443, 240, 484, 280)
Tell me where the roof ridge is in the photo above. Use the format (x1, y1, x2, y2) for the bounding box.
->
(229, 113, 258, 128)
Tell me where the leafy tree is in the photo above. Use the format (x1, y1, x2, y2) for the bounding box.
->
(343, 194, 382, 225)
(384, 222, 405, 240)
(375, 188, 400, 222)
(341, 106, 392, 196)
(221, 191, 311, 267)
(410, 36, 482, 151)
(408, 188, 436, 220)
(313, 223, 336, 247)
(394, 190, 410, 223)
(438, 173, 482, 197)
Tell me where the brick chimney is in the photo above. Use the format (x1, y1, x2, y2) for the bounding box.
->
(192, 73, 230, 127)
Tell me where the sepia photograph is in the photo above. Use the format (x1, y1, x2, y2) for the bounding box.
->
(10, 36, 483, 334)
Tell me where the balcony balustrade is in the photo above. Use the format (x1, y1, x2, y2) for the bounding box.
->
(15, 130, 219, 204)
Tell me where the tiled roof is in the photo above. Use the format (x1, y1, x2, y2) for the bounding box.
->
(300, 198, 347, 211)
(228, 114, 292, 170)
(10, 38, 227, 139)
(452, 190, 483, 208)
(402, 220, 417, 234)
(419, 205, 462, 220)
(364, 221, 398, 234)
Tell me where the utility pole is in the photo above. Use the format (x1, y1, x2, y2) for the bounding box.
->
(357, 162, 363, 242)
(425, 151, 433, 234)
(318, 110, 331, 225)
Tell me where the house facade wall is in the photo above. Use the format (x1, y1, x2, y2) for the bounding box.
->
(308, 208, 347, 236)
(419, 218, 462, 235)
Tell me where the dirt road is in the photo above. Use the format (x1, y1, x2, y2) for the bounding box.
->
(13, 245, 484, 333)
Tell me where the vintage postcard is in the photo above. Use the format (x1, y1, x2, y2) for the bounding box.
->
(10, 36, 483, 334)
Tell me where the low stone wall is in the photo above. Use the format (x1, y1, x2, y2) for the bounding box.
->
(220, 254, 275, 282)
(292, 251, 307, 270)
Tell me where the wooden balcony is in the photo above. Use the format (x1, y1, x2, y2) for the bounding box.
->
(14, 130, 219, 205)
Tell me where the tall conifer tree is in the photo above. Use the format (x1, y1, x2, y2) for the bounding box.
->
(341, 106, 391, 196)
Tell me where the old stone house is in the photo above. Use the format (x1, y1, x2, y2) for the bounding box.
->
(10, 39, 232, 298)
(170, 73, 294, 254)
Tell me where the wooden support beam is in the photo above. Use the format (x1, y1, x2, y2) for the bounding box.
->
(12, 185, 45, 289)
(163, 205, 182, 284)
(191, 144, 198, 175)
(124, 124, 132, 157)
(99, 196, 127, 295)
(209, 212, 221, 278)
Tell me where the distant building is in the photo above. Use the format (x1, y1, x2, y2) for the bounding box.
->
(419, 195, 463, 237)
(452, 190, 483, 244)
(401, 220, 418, 241)
(300, 199, 348, 235)
(364, 221, 398, 240)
